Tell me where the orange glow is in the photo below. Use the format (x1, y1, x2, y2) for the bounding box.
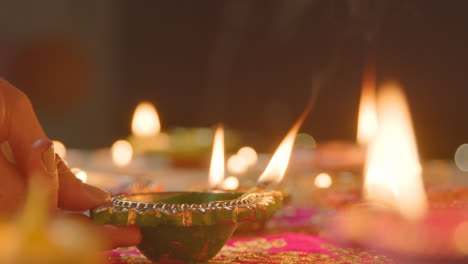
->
(111, 140, 134, 167)
(257, 101, 313, 186)
(364, 83, 427, 220)
(357, 54, 378, 145)
(131, 102, 161, 137)
(209, 125, 224, 189)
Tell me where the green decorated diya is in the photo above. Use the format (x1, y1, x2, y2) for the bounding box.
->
(91, 191, 282, 263)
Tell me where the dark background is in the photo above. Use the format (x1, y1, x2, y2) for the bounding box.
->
(0, 0, 467, 159)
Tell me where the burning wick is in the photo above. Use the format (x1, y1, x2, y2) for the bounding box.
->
(208, 125, 224, 190)
(256, 100, 315, 188)
(247, 99, 315, 194)
(364, 82, 427, 220)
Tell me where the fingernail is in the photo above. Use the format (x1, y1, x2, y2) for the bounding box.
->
(83, 184, 111, 202)
(42, 143, 56, 173)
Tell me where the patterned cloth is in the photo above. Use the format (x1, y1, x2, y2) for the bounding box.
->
(106, 206, 395, 264)
(107, 234, 394, 264)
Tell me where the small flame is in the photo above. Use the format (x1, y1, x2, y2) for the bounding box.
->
(257, 101, 313, 186)
(209, 125, 224, 189)
(131, 102, 161, 137)
(357, 53, 378, 145)
(52, 140, 67, 159)
(111, 140, 134, 167)
(364, 83, 427, 220)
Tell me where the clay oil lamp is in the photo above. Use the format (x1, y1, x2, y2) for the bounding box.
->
(91, 190, 281, 263)
(90, 100, 315, 263)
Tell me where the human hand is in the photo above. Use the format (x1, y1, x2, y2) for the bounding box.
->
(0, 78, 141, 248)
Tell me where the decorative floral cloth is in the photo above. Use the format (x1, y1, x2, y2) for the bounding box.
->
(106, 206, 395, 264)
(107, 234, 394, 264)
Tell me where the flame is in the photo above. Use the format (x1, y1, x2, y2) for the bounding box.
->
(364, 83, 427, 220)
(209, 125, 224, 189)
(257, 101, 313, 186)
(357, 54, 378, 145)
(52, 140, 67, 159)
(111, 140, 134, 167)
(131, 102, 161, 137)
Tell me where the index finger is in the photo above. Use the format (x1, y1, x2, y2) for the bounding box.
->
(0, 78, 46, 175)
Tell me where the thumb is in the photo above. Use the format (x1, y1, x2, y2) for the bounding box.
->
(27, 138, 59, 213)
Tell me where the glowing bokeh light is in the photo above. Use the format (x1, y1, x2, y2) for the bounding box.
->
(131, 102, 161, 137)
(221, 176, 239, 191)
(227, 154, 248, 174)
(237, 146, 258, 167)
(314, 172, 332, 188)
(455, 144, 468, 172)
(111, 140, 134, 167)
